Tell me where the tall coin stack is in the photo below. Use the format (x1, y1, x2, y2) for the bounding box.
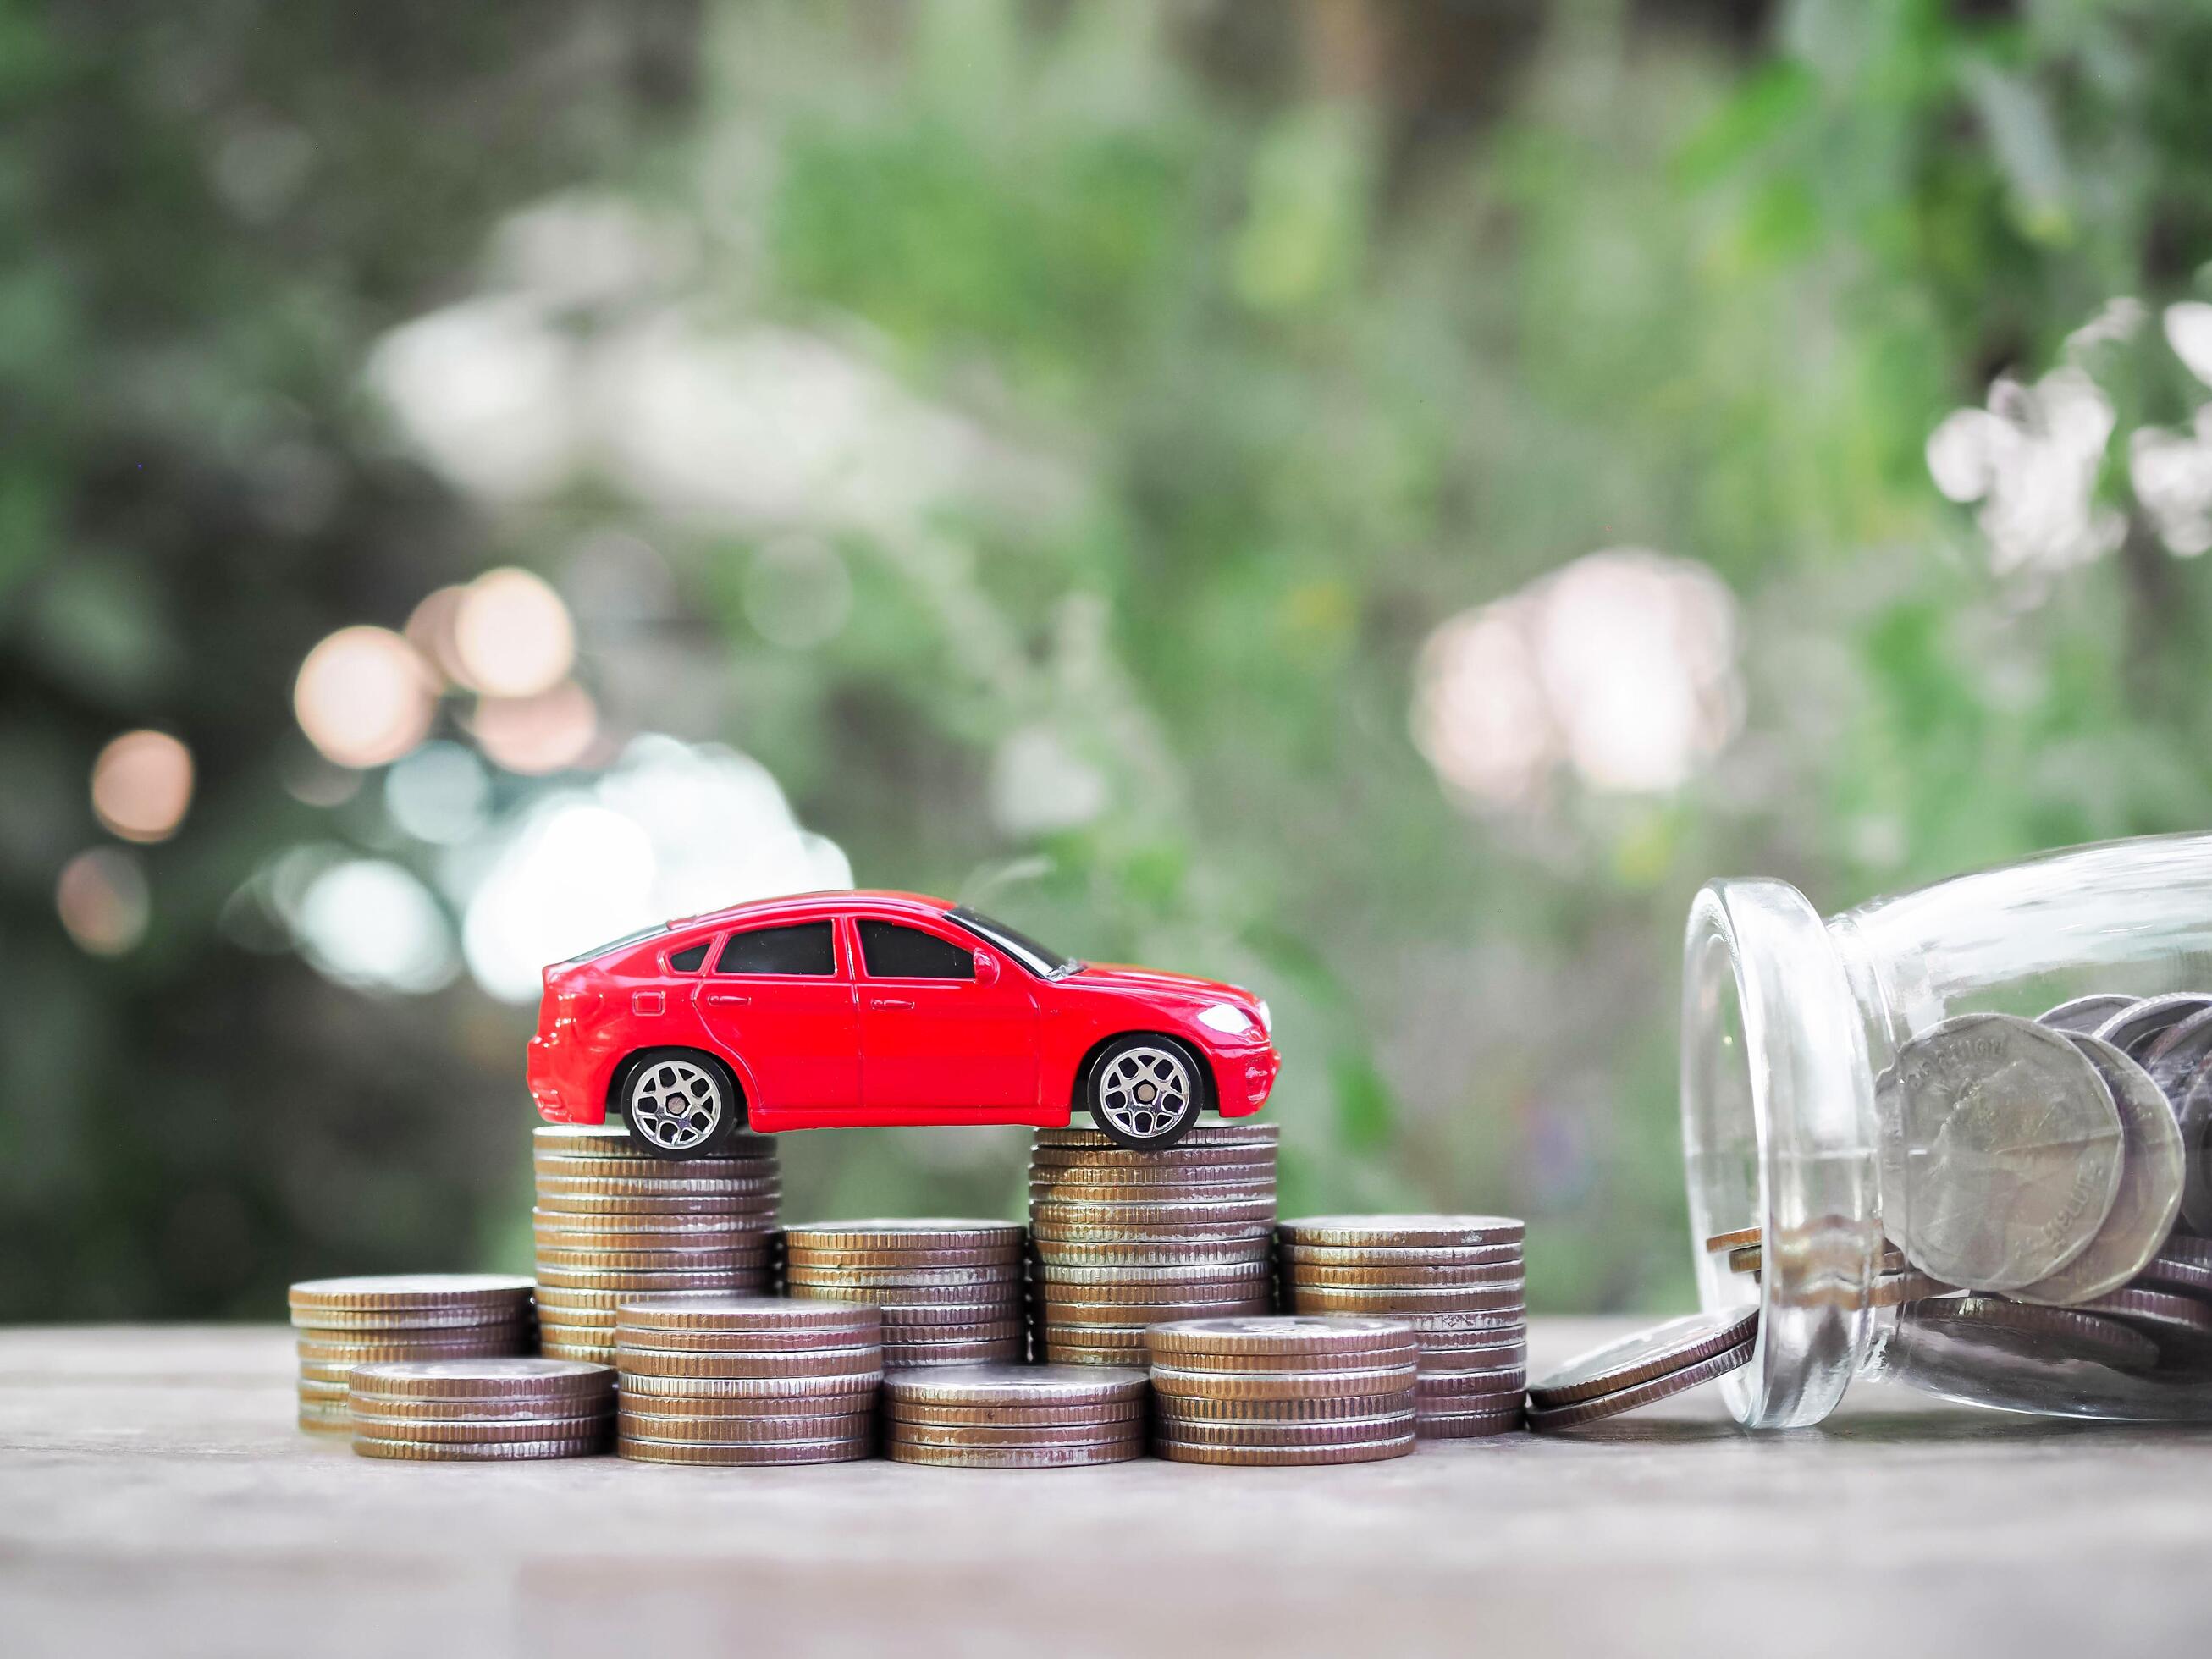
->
(289, 1274, 535, 1436)
(783, 1221, 1026, 1369)
(615, 1296, 882, 1465)
(349, 1358, 615, 1461)
(883, 1363, 1150, 1469)
(1149, 1315, 1419, 1465)
(532, 1123, 780, 1363)
(1028, 1124, 1277, 1366)
(1277, 1215, 1528, 1437)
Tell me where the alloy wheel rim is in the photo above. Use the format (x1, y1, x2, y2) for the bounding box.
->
(1096, 1045, 1193, 1140)
(629, 1058, 724, 1151)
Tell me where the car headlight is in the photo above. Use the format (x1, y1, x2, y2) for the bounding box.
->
(1197, 1003, 1255, 1035)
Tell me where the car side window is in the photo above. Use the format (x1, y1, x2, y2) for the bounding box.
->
(666, 940, 709, 973)
(858, 920, 974, 980)
(715, 922, 836, 976)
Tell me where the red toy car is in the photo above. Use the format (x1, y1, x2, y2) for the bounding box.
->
(527, 890, 1278, 1156)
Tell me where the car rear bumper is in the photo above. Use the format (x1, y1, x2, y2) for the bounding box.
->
(527, 1033, 604, 1125)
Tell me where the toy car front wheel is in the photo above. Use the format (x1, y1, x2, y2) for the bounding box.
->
(1086, 1037, 1202, 1149)
(621, 1050, 743, 1159)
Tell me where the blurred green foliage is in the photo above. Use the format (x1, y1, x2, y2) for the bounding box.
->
(10, 0, 2212, 1320)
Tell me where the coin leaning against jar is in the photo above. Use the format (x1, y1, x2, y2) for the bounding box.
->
(1874, 1012, 2124, 1292)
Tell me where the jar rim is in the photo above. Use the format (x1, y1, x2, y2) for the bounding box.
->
(1681, 877, 1881, 1429)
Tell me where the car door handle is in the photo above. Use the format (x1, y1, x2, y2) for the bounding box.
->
(869, 997, 915, 1011)
(703, 992, 750, 1006)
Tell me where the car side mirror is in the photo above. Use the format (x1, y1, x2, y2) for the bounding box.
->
(973, 949, 1000, 986)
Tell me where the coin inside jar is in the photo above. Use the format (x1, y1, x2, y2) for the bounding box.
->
(2008, 1034, 2183, 1306)
(2036, 994, 2138, 1035)
(1874, 1012, 2123, 1292)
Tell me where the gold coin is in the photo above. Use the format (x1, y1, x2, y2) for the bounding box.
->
(532, 1123, 775, 1159)
(532, 1210, 778, 1237)
(534, 1171, 783, 1198)
(1150, 1364, 1418, 1401)
(290, 1305, 537, 1334)
(615, 1369, 880, 1401)
(538, 1337, 616, 1364)
(533, 1284, 773, 1315)
(617, 1408, 874, 1443)
(1029, 1243, 1273, 1270)
(1153, 1435, 1414, 1466)
(347, 1411, 612, 1443)
(1033, 1122, 1277, 1149)
(614, 1347, 882, 1381)
(1030, 1222, 1274, 1246)
(535, 1267, 764, 1292)
(1152, 1412, 1413, 1449)
(1702, 1226, 1762, 1254)
(888, 1422, 1145, 1450)
(882, 1339, 1026, 1367)
(1026, 1274, 1274, 1300)
(885, 1440, 1140, 1469)
(1415, 1409, 1525, 1439)
(782, 1221, 1024, 1252)
(1153, 1390, 1412, 1424)
(783, 1246, 1025, 1271)
(616, 1435, 872, 1465)
(534, 1244, 774, 1270)
(785, 1265, 1023, 1289)
(1035, 1299, 1266, 1328)
(351, 1434, 610, 1461)
(616, 1294, 879, 1334)
(1277, 1242, 1523, 1267)
(288, 1275, 536, 1313)
(298, 1410, 352, 1436)
(532, 1155, 775, 1182)
(1148, 1316, 1418, 1362)
(1285, 1262, 1526, 1290)
(532, 1193, 782, 1217)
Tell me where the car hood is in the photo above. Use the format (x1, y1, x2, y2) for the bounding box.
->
(1064, 962, 1255, 1008)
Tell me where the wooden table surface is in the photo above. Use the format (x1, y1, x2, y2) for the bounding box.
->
(4, 1319, 2209, 1658)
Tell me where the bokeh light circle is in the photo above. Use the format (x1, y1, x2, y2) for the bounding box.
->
(91, 730, 195, 843)
(294, 626, 437, 769)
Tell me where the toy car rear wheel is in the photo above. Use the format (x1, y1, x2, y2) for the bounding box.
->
(621, 1050, 743, 1160)
(1086, 1037, 1202, 1149)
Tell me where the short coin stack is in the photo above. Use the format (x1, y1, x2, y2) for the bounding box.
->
(289, 1275, 536, 1435)
(783, 1221, 1025, 1369)
(1028, 1124, 1277, 1366)
(532, 1123, 780, 1363)
(348, 1358, 615, 1460)
(883, 1363, 1150, 1468)
(1277, 1215, 1527, 1437)
(615, 1295, 881, 1464)
(1150, 1315, 1419, 1465)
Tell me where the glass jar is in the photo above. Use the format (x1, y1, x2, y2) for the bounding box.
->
(1681, 833, 2212, 1428)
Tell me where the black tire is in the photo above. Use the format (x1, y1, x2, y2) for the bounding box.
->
(1084, 1035, 1205, 1149)
(617, 1048, 744, 1160)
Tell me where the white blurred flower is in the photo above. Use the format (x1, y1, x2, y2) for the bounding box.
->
(2130, 405, 2212, 558)
(366, 297, 579, 501)
(1924, 366, 2122, 576)
(1411, 550, 1741, 811)
(990, 725, 1109, 836)
(2165, 303, 2212, 388)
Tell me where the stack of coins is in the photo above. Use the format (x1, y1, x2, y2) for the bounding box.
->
(783, 1221, 1025, 1370)
(289, 1275, 535, 1435)
(532, 1123, 780, 1363)
(615, 1295, 881, 1464)
(1526, 1309, 1758, 1432)
(1028, 1125, 1277, 1366)
(883, 1363, 1149, 1468)
(1150, 1315, 1418, 1465)
(349, 1358, 615, 1460)
(1277, 1215, 1527, 1437)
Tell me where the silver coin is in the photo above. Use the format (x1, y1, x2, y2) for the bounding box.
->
(2036, 994, 2137, 1035)
(1875, 1012, 2122, 1291)
(2009, 1035, 2184, 1305)
(2092, 994, 2212, 1061)
(2174, 1059, 2212, 1234)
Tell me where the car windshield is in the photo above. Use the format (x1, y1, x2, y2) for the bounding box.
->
(558, 922, 668, 966)
(946, 906, 1078, 978)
